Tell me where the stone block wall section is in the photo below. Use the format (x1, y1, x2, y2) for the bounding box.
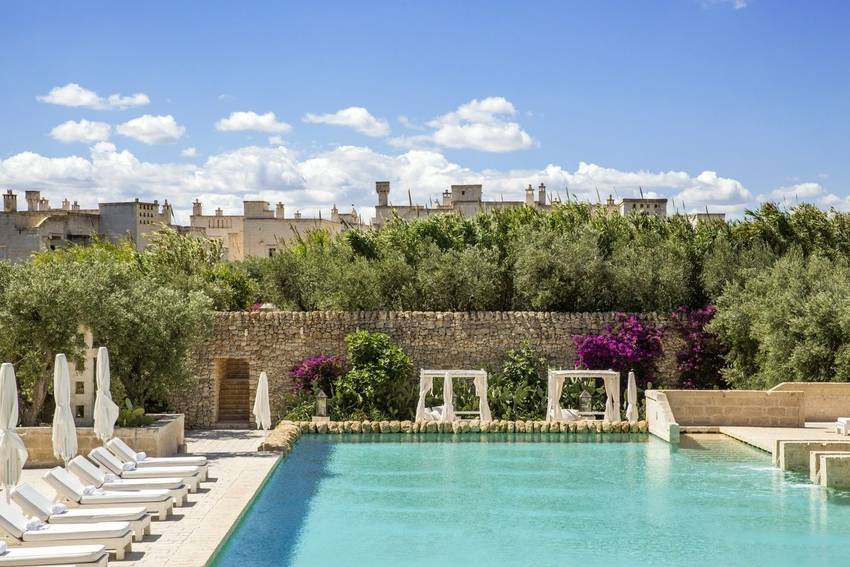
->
(769, 382, 850, 422)
(181, 311, 683, 428)
(661, 390, 805, 427)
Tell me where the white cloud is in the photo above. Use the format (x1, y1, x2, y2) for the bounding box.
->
(390, 97, 535, 152)
(701, 0, 748, 8)
(268, 136, 284, 145)
(769, 182, 823, 200)
(303, 107, 390, 137)
(215, 111, 291, 133)
(180, 147, 198, 157)
(0, 141, 759, 223)
(50, 119, 111, 143)
(37, 83, 150, 110)
(116, 115, 185, 144)
(397, 115, 425, 131)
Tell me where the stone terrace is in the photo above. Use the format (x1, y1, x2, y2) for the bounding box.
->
(18, 429, 276, 567)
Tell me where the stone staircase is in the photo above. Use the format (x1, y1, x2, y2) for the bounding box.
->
(217, 360, 250, 425)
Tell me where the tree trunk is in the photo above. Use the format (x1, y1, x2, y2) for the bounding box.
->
(22, 374, 48, 426)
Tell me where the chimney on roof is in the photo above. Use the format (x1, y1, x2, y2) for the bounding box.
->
(162, 199, 173, 223)
(525, 184, 535, 206)
(331, 204, 339, 221)
(537, 183, 546, 206)
(276, 202, 285, 219)
(192, 199, 202, 217)
(3, 190, 17, 213)
(25, 190, 40, 212)
(71, 201, 80, 212)
(61, 198, 70, 211)
(215, 207, 223, 217)
(294, 210, 302, 219)
(376, 181, 390, 207)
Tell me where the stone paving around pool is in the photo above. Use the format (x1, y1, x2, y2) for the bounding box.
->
(19, 429, 277, 567)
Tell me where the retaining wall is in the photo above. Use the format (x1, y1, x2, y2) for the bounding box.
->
(20, 414, 185, 467)
(181, 311, 683, 428)
(769, 382, 850, 422)
(660, 390, 805, 427)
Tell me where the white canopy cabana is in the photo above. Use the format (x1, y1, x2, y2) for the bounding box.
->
(546, 369, 621, 423)
(416, 369, 491, 422)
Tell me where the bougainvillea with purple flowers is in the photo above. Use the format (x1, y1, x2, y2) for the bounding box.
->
(290, 355, 347, 396)
(669, 305, 727, 389)
(573, 313, 663, 387)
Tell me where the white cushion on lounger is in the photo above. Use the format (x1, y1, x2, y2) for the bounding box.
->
(0, 503, 129, 542)
(45, 467, 171, 505)
(560, 408, 582, 421)
(90, 448, 199, 478)
(0, 544, 106, 566)
(107, 438, 206, 467)
(69, 456, 184, 490)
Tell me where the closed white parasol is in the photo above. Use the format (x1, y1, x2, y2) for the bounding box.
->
(93, 347, 119, 444)
(252, 372, 272, 430)
(0, 363, 27, 501)
(52, 354, 78, 464)
(625, 371, 639, 423)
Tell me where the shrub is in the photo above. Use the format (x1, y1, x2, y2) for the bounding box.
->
(709, 252, 850, 389)
(488, 344, 547, 420)
(332, 331, 414, 419)
(573, 313, 663, 387)
(290, 355, 347, 397)
(669, 305, 726, 389)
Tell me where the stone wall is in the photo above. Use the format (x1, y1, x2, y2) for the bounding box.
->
(20, 414, 185, 467)
(769, 382, 850, 422)
(661, 390, 805, 427)
(181, 311, 683, 428)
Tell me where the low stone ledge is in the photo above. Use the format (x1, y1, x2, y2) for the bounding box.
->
(259, 421, 302, 454)
(820, 454, 850, 489)
(289, 419, 648, 435)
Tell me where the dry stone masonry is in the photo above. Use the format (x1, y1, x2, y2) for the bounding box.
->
(181, 311, 683, 428)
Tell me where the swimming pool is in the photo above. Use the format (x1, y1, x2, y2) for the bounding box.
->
(211, 434, 850, 567)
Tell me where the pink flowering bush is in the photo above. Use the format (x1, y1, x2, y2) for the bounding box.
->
(290, 355, 347, 397)
(670, 305, 727, 389)
(573, 313, 663, 387)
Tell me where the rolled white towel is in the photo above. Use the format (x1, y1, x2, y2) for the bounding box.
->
(51, 503, 68, 515)
(121, 462, 136, 471)
(25, 517, 47, 531)
(104, 473, 119, 482)
(136, 451, 147, 461)
(82, 485, 105, 496)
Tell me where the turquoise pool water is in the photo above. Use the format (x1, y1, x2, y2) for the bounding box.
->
(212, 434, 850, 567)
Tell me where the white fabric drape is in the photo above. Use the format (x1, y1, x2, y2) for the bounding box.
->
(602, 374, 621, 422)
(93, 347, 119, 444)
(473, 374, 491, 422)
(0, 363, 27, 502)
(415, 373, 433, 421)
(625, 371, 638, 423)
(441, 373, 455, 422)
(52, 354, 77, 464)
(545, 372, 566, 422)
(252, 372, 272, 430)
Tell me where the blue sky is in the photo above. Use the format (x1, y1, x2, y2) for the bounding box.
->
(1, 0, 848, 221)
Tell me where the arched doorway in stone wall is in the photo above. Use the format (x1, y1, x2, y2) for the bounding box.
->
(216, 358, 250, 425)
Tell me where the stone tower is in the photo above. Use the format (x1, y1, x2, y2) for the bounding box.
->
(376, 181, 390, 207)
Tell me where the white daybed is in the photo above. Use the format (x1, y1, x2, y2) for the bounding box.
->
(415, 369, 492, 422)
(546, 369, 621, 423)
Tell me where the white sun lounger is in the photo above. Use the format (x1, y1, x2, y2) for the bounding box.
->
(0, 503, 132, 560)
(11, 483, 150, 542)
(44, 467, 174, 521)
(68, 456, 188, 506)
(836, 417, 850, 435)
(106, 438, 208, 480)
(0, 543, 108, 566)
(89, 448, 201, 493)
